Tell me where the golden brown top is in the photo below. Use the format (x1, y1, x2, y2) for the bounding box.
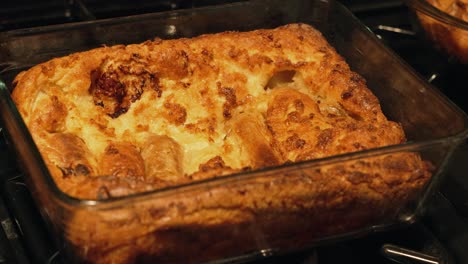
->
(12, 23, 405, 199)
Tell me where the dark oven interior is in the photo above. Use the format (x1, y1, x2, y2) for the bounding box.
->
(0, 0, 467, 263)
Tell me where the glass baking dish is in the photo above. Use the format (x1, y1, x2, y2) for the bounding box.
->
(0, 0, 467, 263)
(403, 0, 468, 64)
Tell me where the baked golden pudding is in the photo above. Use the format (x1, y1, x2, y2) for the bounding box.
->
(11, 24, 431, 263)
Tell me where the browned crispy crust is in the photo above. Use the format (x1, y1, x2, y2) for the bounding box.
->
(12, 24, 432, 263)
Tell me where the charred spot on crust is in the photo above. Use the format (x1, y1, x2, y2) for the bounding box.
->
(90, 69, 129, 118)
(287, 111, 301, 123)
(89, 58, 160, 118)
(341, 91, 353, 100)
(456, 0, 466, 9)
(58, 163, 91, 178)
(163, 102, 187, 125)
(316, 129, 334, 150)
(58, 166, 74, 178)
(285, 134, 306, 151)
(75, 164, 91, 175)
(217, 86, 237, 119)
(199, 156, 226, 172)
(105, 144, 120, 155)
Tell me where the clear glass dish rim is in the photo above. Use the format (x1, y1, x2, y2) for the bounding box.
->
(404, 0, 468, 30)
(78, 136, 467, 208)
(0, 0, 466, 211)
(0, 0, 251, 37)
